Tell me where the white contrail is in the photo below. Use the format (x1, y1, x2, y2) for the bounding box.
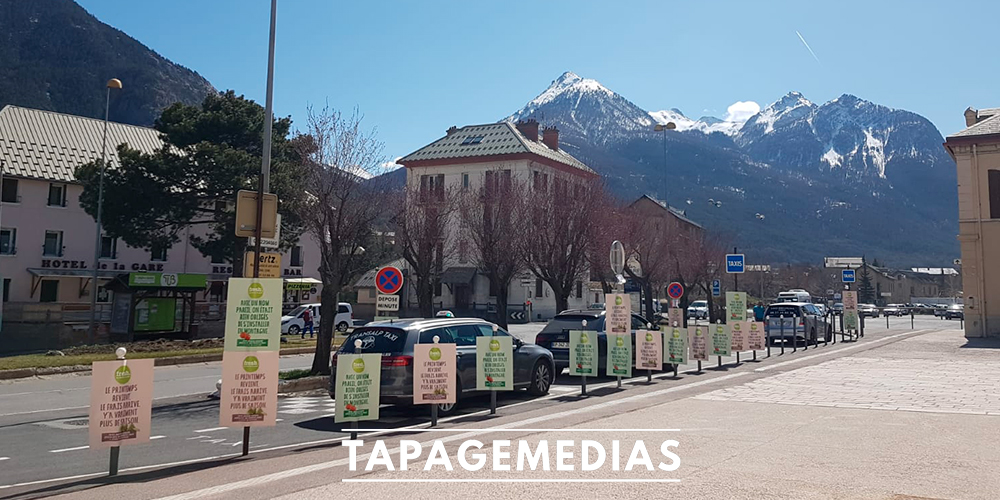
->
(795, 30, 821, 63)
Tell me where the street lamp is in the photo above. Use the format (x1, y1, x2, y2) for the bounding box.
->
(88, 78, 122, 344)
(653, 122, 676, 201)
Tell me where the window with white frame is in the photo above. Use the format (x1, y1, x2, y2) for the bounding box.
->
(0, 227, 15, 255)
(47, 183, 67, 207)
(99, 235, 117, 259)
(43, 230, 63, 256)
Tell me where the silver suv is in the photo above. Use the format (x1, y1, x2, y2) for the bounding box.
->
(764, 302, 826, 345)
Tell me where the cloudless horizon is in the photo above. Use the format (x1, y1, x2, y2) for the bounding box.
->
(78, 0, 997, 162)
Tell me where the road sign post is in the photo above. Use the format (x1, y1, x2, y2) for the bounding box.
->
(842, 269, 856, 283)
(726, 251, 745, 292)
(711, 279, 721, 297)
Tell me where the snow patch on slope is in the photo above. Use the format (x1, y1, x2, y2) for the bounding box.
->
(649, 101, 759, 136)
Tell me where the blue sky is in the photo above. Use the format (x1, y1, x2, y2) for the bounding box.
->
(79, 0, 996, 161)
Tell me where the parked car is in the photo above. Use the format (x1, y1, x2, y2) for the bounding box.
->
(764, 302, 826, 344)
(831, 303, 844, 315)
(281, 302, 354, 335)
(944, 304, 964, 320)
(813, 304, 828, 317)
(859, 304, 880, 318)
(933, 305, 949, 317)
(328, 317, 554, 416)
(535, 309, 654, 376)
(687, 300, 709, 320)
(883, 304, 908, 317)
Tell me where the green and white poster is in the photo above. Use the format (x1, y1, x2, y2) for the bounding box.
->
(727, 291, 747, 322)
(636, 330, 662, 370)
(335, 353, 382, 422)
(664, 326, 687, 365)
(712, 323, 731, 356)
(225, 278, 283, 351)
(569, 330, 596, 376)
(843, 290, 859, 331)
(476, 336, 513, 390)
(606, 331, 632, 377)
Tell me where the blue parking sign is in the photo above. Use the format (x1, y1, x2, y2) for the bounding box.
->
(726, 254, 745, 274)
(711, 279, 721, 297)
(842, 269, 856, 283)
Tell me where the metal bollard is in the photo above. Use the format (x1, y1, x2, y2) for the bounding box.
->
(910, 311, 914, 330)
(886, 313, 889, 329)
(780, 315, 785, 355)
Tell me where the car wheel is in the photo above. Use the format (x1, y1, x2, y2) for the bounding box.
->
(287, 325, 300, 336)
(528, 360, 553, 396)
(336, 321, 349, 333)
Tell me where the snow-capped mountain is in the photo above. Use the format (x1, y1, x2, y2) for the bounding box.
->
(736, 92, 950, 182)
(499, 71, 957, 264)
(507, 72, 652, 145)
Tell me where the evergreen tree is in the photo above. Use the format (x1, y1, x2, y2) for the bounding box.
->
(858, 256, 877, 304)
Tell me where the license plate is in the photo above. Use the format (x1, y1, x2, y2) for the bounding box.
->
(551, 342, 569, 349)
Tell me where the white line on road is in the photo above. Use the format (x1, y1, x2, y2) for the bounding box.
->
(194, 427, 228, 433)
(49, 445, 88, 453)
(151, 435, 166, 440)
(343, 479, 681, 483)
(359, 428, 681, 432)
(0, 391, 218, 418)
(0, 457, 9, 461)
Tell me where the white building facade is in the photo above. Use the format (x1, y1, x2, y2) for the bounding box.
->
(397, 119, 602, 321)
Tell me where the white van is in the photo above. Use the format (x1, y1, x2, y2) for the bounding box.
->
(280, 302, 353, 335)
(776, 290, 812, 304)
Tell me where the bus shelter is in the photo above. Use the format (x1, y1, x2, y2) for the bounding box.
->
(105, 272, 207, 341)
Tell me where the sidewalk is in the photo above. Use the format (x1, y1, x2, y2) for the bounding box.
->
(34, 325, 1000, 500)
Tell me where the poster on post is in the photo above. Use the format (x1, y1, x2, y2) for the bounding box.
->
(730, 321, 748, 351)
(224, 278, 283, 351)
(605, 293, 631, 334)
(748, 321, 766, 350)
(569, 330, 596, 376)
(219, 350, 279, 427)
(89, 359, 154, 449)
(689, 325, 709, 361)
(636, 330, 662, 370)
(335, 353, 382, 422)
(606, 331, 633, 377)
(712, 323, 731, 356)
(668, 307, 684, 329)
(843, 291, 859, 331)
(664, 326, 687, 365)
(727, 292, 747, 322)
(413, 343, 456, 405)
(476, 336, 513, 391)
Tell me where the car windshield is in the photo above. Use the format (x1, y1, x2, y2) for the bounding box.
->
(949, 304, 963, 310)
(338, 326, 408, 354)
(691, 301, 707, 307)
(285, 306, 308, 317)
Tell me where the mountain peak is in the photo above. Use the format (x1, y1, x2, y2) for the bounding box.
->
(769, 91, 814, 111)
(525, 71, 615, 111)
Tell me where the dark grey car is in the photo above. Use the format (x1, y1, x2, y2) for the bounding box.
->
(534, 309, 656, 376)
(328, 318, 554, 416)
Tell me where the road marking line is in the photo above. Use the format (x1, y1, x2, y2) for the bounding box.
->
(49, 445, 88, 453)
(0, 391, 219, 418)
(344, 479, 681, 483)
(360, 428, 681, 432)
(0, 457, 9, 461)
(194, 427, 227, 433)
(151, 435, 166, 440)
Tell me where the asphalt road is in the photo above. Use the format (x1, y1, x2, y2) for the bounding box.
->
(0, 316, 949, 496)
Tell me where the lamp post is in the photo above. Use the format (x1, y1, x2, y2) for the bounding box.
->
(653, 122, 676, 201)
(88, 78, 122, 344)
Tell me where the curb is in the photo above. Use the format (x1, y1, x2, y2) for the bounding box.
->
(0, 346, 319, 381)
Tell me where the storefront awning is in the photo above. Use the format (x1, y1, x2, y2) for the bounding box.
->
(440, 267, 476, 285)
(285, 277, 322, 290)
(28, 268, 119, 278)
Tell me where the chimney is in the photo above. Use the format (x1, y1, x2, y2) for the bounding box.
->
(515, 119, 539, 141)
(446, 125, 459, 136)
(964, 108, 978, 127)
(542, 126, 559, 150)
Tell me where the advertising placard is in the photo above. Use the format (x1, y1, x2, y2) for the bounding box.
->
(133, 297, 176, 332)
(726, 291, 747, 322)
(376, 293, 400, 312)
(476, 336, 513, 391)
(605, 293, 631, 334)
(568, 330, 596, 376)
(219, 350, 279, 427)
(730, 320, 748, 351)
(689, 325, 708, 361)
(664, 326, 687, 365)
(89, 359, 154, 449)
(224, 278, 283, 351)
(843, 290, 859, 331)
(244, 251, 282, 278)
(606, 331, 633, 377)
(413, 343, 456, 405)
(636, 330, 662, 370)
(712, 323, 731, 356)
(335, 353, 382, 422)
(748, 321, 766, 350)
(668, 307, 684, 328)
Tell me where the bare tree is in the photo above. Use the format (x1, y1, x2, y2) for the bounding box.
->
(522, 177, 606, 314)
(296, 106, 393, 374)
(584, 193, 623, 295)
(393, 183, 457, 317)
(621, 205, 674, 323)
(456, 168, 527, 329)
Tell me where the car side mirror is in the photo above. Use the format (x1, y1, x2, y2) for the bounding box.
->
(514, 338, 524, 349)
